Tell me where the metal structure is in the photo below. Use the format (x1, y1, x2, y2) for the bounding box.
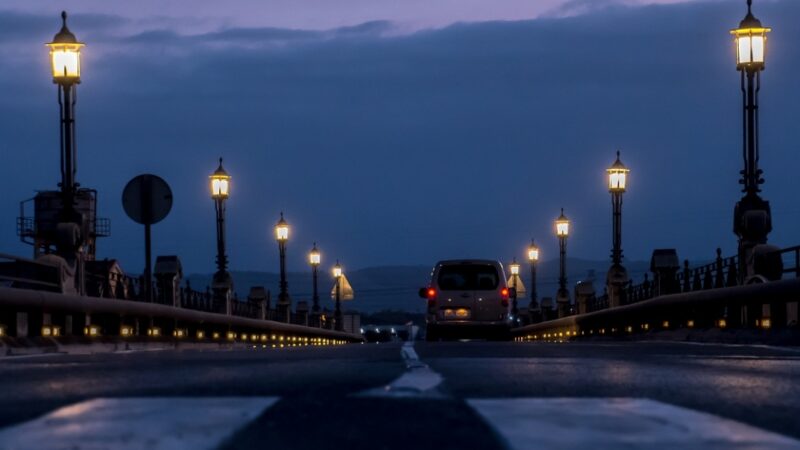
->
(731, 0, 774, 281)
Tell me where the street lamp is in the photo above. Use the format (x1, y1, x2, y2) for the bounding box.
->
(607, 151, 630, 307)
(527, 239, 540, 321)
(309, 243, 321, 323)
(333, 260, 343, 331)
(275, 213, 291, 322)
(47, 11, 85, 253)
(209, 158, 232, 310)
(555, 209, 570, 317)
(731, 0, 773, 285)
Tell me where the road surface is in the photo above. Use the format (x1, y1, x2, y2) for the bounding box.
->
(0, 341, 799, 449)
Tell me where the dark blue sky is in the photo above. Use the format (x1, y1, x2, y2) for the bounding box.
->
(0, 0, 799, 275)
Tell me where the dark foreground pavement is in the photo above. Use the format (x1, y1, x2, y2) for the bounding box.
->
(0, 341, 799, 449)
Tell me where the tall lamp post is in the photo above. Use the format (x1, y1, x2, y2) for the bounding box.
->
(47, 12, 85, 259)
(607, 151, 630, 308)
(509, 259, 521, 321)
(527, 239, 540, 322)
(275, 213, 291, 323)
(555, 209, 571, 318)
(210, 159, 232, 313)
(309, 243, 321, 326)
(333, 261, 343, 331)
(731, 0, 773, 282)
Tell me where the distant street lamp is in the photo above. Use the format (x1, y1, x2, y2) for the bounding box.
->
(275, 213, 291, 322)
(731, 0, 773, 283)
(509, 259, 521, 320)
(607, 151, 630, 308)
(47, 11, 85, 255)
(333, 261, 343, 331)
(209, 159, 232, 311)
(309, 243, 321, 323)
(527, 239, 540, 321)
(555, 209, 570, 317)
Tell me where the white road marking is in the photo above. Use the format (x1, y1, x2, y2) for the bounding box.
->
(0, 397, 278, 450)
(469, 397, 800, 450)
(359, 341, 445, 398)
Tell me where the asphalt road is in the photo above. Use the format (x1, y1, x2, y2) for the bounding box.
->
(0, 341, 799, 449)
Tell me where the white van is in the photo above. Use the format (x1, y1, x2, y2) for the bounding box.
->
(418, 260, 512, 341)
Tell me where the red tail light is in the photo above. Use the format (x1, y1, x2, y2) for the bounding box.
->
(427, 288, 437, 307)
(500, 288, 509, 307)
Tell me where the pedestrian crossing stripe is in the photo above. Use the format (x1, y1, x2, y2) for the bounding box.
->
(0, 397, 279, 450)
(469, 397, 800, 450)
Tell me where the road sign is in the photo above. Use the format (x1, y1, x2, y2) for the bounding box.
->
(121, 174, 172, 302)
(122, 174, 173, 225)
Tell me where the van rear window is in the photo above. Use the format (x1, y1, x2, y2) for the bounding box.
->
(437, 264, 499, 291)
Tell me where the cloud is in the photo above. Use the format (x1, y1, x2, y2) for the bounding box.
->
(0, 0, 798, 277)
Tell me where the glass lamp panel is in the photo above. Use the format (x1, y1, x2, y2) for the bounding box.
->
(50, 44, 81, 79)
(528, 248, 539, 262)
(310, 252, 321, 265)
(556, 221, 569, 237)
(276, 225, 289, 241)
(211, 178, 229, 198)
(608, 171, 627, 191)
(510, 264, 520, 275)
(333, 267, 342, 278)
(737, 34, 753, 64)
(751, 35, 765, 63)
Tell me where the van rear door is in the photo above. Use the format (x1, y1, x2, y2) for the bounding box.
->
(436, 264, 476, 321)
(470, 263, 504, 321)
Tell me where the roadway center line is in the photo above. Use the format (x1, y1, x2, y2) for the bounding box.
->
(469, 397, 800, 450)
(0, 397, 279, 450)
(358, 341, 445, 398)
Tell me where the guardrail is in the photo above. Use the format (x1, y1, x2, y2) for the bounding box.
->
(0, 286, 361, 344)
(513, 277, 800, 341)
(0, 251, 354, 342)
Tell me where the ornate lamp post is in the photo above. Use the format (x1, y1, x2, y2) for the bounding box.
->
(607, 151, 630, 308)
(309, 243, 321, 325)
(527, 239, 540, 322)
(509, 259, 521, 320)
(555, 209, 571, 318)
(333, 261, 343, 331)
(275, 213, 291, 322)
(47, 12, 85, 258)
(731, 0, 773, 283)
(209, 159, 232, 312)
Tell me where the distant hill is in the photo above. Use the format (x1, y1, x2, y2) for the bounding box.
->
(186, 259, 651, 313)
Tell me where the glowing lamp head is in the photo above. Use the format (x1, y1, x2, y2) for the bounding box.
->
(555, 208, 570, 238)
(527, 239, 539, 262)
(275, 213, 289, 242)
(607, 151, 629, 192)
(333, 261, 343, 279)
(47, 12, 84, 85)
(731, 0, 771, 70)
(210, 158, 231, 199)
(309, 243, 321, 266)
(509, 259, 520, 276)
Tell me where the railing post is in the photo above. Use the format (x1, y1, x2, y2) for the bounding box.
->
(714, 249, 725, 289)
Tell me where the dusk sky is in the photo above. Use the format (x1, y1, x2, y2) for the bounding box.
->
(0, 0, 799, 275)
